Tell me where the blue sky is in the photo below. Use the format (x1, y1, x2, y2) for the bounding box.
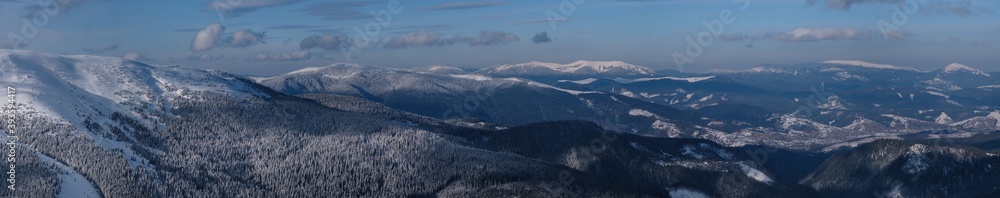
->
(1, 0, 998, 75)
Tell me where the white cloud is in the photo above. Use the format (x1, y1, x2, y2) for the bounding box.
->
(190, 23, 267, 51)
(766, 28, 874, 42)
(466, 30, 520, 46)
(882, 30, 907, 40)
(384, 32, 443, 49)
(532, 32, 552, 43)
(807, 0, 994, 16)
(205, 0, 304, 18)
(229, 29, 265, 48)
(186, 54, 225, 61)
(383, 30, 520, 48)
(19, 0, 97, 16)
(722, 28, 907, 42)
(191, 23, 225, 52)
(299, 34, 350, 51)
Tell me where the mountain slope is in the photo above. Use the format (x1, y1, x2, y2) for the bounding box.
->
(803, 140, 1000, 197)
(0, 50, 660, 197)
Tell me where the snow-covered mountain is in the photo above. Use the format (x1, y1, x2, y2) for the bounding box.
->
(2, 50, 673, 197)
(477, 60, 657, 78)
(554, 60, 1000, 149)
(951, 111, 1000, 131)
(0, 49, 278, 196)
(0, 49, 272, 176)
(257, 62, 712, 137)
(0, 50, 266, 130)
(940, 63, 991, 77)
(3, 50, 999, 197)
(257, 60, 1000, 151)
(931, 63, 999, 89)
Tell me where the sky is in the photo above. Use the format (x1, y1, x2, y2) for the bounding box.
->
(0, 0, 998, 76)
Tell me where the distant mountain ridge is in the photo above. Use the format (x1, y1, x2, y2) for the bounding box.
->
(543, 60, 1000, 149)
(476, 60, 657, 78)
(256, 62, 715, 138)
(821, 60, 922, 72)
(384, 59, 995, 79)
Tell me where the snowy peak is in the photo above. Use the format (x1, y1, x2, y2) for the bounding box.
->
(821, 60, 921, 72)
(409, 65, 467, 74)
(287, 63, 369, 74)
(935, 112, 953, 124)
(563, 60, 648, 73)
(941, 63, 990, 77)
(478, 60, 657, 77)
(259, 63, 389, 82)
(943, 63, 975, 72)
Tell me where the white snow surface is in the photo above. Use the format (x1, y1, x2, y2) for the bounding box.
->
(557, 78, 599, 84)
(669, 188, 711, 198)
(440, 75, 603, 96)
(286, 66, 326, 75)
(925, 91, 949, 99)
(479, 60, 657, 76)
(978, 85, 1000, 90)
(281, 63, 369, 77)
(629, 109, 657, 118)
(36, 151, 101, 198)
(424, 65, 464, 72)
(612, 76, 715, 84)
(681, 145, 706, 159)
(822, 60, 921, 72)
(449, 74, 494, 82)
(922, 78, 962, 91)
(406, 65, 467, 75)
(737, 162, 774, 184)
(526, 81, 602, 95)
